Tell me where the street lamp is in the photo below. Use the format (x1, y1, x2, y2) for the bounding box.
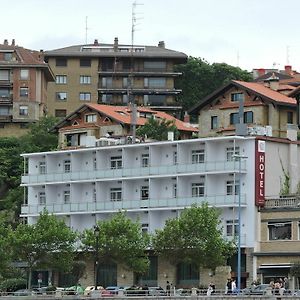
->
(232, 154, 247, 294)
(94, 225, 100, 290)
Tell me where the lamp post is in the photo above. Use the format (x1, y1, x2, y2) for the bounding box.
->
(94, 225, 100, 290)
(233, 154, 247, 294)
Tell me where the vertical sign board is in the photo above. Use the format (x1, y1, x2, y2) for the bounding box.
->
(255, 140, 265, 206)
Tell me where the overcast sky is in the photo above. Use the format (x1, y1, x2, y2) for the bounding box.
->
(2, 0, 300, 72)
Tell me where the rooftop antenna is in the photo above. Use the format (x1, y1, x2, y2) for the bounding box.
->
(129, 1, 143, 144)
(236, 51, 240, 67)
(286, 45, 290, 65)
(85, 16, 89, 44)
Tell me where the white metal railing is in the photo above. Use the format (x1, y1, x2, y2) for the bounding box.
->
(21, 194, 247, 215)
(264, 196, 300, 208)
(22, 160, 247, 185)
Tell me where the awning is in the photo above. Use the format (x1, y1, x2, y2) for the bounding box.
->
(259, 264, 292, 269)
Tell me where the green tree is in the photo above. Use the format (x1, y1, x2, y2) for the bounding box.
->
(152, 203, 235, 270)
(11, 210, 77, 288)
(175, 57, 252, 112)
(136, 116, 179, 141)
(81, 212, 150, 274)
(0, 220, 14, 277)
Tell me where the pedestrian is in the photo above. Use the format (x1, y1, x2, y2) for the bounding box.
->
(231, 279, 237, 294)
(226, 278, 232, 294)
(207, 283, 213, 296)
(283, 277, 290, 294)
(166, 281, 170, 296)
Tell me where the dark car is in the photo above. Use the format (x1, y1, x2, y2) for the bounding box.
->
(242, 284, 270, 295)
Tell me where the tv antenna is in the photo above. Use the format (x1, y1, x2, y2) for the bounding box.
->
(85, 16, 90, 44)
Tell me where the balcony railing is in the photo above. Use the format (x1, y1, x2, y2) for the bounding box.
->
(21, 194, 247, 216)
(22, 160, 247, 185)
(264, 196, 300, 209)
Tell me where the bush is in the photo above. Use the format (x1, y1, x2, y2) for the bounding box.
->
(0, 278, 27, 292)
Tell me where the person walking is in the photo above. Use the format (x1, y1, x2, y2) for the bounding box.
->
(166, 281, 170, 296)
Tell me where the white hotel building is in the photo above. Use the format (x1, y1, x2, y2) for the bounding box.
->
(20, 134, 300, 288)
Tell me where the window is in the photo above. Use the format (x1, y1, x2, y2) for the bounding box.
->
(192, 182, 204, 197)
(192, 149, 205, 164)
(144, 61, 166, 71)
(268, 222, 291, 240)
(144, 78, 166, 88)
(231, 92, 244, 102)
(122, 94, 128, 104)
(226, 147, 240, 161)
(123, 77, 128, 88)
(144, 95, 166, 106)
(211, 116, 218, 129)
(0, 88, 9, 98)
(110, 187, 122, 201)
(80, 58, 91, 67)
(85, 114, 96, 123)
(102, 59, 114, 71)
(110, 156, 122, 169)
(141, 223, 149, 234)
(101, 94, 113, 103)
(173, 151, 177, 165)
(0, 107, 10, 115)
(226, 180, 240, 195)
(0, 70, 9, 81)
(4, 53, 12, 61)
(173, 183, 177, 198)
(226, 219, 239, 237)
(244, 111, 253, 123)
(93, 188, 97, 202)
(39, 192, 46, 205)
(141, 153, 149, 167)
(56, 75, 67, 84)
(102, 77, 113, 88)
(230, 113, 239, 125)
(64, 160, 71, 173)
(55, 109, 67, 118)
(20, 87, 29, 98)
(141, 186, 149, 200)
(80, 75, 91, 84)
(79, 92, 91, 101)
(64, 190, 70, 203)
(39, 162, 46, 174)
(20, 69, 29, 80)
(56, 92, 67, 101)
(287, 111, 294, 124)
(56, 58, 67, 67)
(19, 105, 28, 116)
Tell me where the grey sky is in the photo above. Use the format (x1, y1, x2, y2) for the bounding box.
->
(2, 0, 300, 71)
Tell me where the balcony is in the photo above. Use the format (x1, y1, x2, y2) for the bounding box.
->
(98, 69, 181, 77)
(97, 86, 181, 95)
(0, 114, 12, 121)
(20, 193, 247, 216)
(21, 160, 247, 185)
(263, 196, 300, 209)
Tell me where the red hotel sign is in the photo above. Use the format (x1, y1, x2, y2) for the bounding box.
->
(255, 140, 265, 207)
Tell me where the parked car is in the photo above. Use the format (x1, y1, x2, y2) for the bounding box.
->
(148, 286, 167, 296)
(84, 286, 104, 296)
(13, 289, 37, 296)
(242, 284, 270, 295)
(105, 286, 119, 295)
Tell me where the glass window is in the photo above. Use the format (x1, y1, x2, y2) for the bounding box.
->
(192, 149, 205, 164)
(192, 182, 204, 197)
(80, 75, 91, 84)
(147, 95, 166, 106)
(173, 183, 177, 198)
(101, 94, 113, 103)
(0, 88, 10, 98)
(110, 187, 122, 201)
(226, 147, 240, 161)
(64, 190, 70, 203)
(39, 162, 46, 174)
(19, 105, 28, 116)
(144, 61, 166, 71)
(231, 92, 244, 102)
(177, 262, 199, 282)
(226, 180, 240, 195)
(173, 151, 177, 165)
(287, 111, 294, 124)
(226, 219, 239, 236)
(20, 87, 29, 98)
(102, 77, 113, 88)
(4, 53, 12, 61)
(110, 156, 122, 169)
(122, 94, 128, 104)
(64, 160, 71, 173)
(141, 186, 149, 200)
(101, 59, 114, 71)
(244, 111, 253, 123)
(85, 114, 96, 123)
(80, 92, 91, 101)
(55, 109, 67, 118)
(268, 222, 291, 240)
(141, 153, 149, 167)
(56, 58, 67, 67)
(56, 92, 67, 101)
(0, 70, 10, 81)
(145, 78, 166, 88)
(230, 113, 239, 125)
(39, 192, 46, 205)
(123, 77, 128, 88)
(0, 107, 10, 115)
(211, 116, 218, 129)
(141, 223, 149, 234)
(20, 69, 29, 80)
(56, 75, 67, 84)
(80, 58, 91, 67)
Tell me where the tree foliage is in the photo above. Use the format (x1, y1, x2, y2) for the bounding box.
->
(152, 203, 235, 270)
(175, 57, 252, 112)
(81, 212, 150, 274)
(11, 210, 77, 288)
(136, 116, 179, 141)
(0, 220, 14, 276)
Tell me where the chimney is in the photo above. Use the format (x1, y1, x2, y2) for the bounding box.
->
(285, 65, 292, 75)
(268, 73, 279, 91)
(3, 39, 8, 45)
(94, 39, 99, 46)
(11, 39, 15, 46)
(183, 111, 190, 123)
(114, 37, 119, 51)
(158, 41, 165, 48)
(257, 68, 265, 77)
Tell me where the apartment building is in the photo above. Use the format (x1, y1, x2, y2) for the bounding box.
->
(189, 77, 300, 139)
(44, 38, 187, 119)
(0, 39, 54, 137)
